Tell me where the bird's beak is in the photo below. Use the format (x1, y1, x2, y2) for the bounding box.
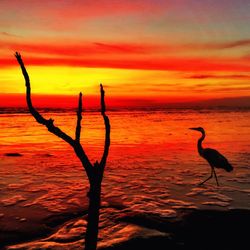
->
(189, 127, 198, 131)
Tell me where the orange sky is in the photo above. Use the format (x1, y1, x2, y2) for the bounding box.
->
(0, 0, 250, 107)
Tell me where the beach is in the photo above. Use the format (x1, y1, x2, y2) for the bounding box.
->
(1, 108, 250, 249)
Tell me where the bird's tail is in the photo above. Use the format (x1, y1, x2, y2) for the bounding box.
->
(225, 162, 233, 172)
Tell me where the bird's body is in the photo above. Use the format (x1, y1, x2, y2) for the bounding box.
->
(189, 127, 233, 186)
(201, 148, 233, 172)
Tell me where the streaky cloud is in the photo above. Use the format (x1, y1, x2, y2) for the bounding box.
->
(186, 74, 250, 79)
(0, 32, 19, 37)
(1, 56, 250, 72)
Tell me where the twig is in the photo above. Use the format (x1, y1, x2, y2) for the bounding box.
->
(75, 92, 82, 142)
(100, 84, 110, 169)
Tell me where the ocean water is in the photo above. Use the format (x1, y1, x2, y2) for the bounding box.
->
(0, 108, 250, 249)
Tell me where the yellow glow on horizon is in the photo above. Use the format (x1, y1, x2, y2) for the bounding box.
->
(0, 66, 178, 95)
(1, 66, 249, 100)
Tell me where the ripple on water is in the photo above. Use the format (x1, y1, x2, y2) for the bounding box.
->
(164, 199, 196, 209)
(186, 187, 233, 205)
(202, 201, 230, 207)
(47, 219, 86, 243)
(1, 195, 27, 206)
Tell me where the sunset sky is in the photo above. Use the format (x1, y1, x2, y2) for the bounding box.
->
(0, 0, 250, 107)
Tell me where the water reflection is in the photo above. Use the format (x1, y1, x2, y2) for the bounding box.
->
(0, 109, 249, 248)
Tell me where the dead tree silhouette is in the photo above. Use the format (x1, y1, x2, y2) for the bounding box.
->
(15, 52, 110, 250)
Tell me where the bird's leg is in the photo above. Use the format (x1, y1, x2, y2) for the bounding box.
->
(198, 167, 213, 186)
(213, 168, 219, 186)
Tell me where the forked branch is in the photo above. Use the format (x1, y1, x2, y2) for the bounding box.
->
(14, 52, 92, 174)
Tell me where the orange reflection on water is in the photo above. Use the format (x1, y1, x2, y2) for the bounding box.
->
(1, 109, 249, 161)
(0, 108, 250, 249)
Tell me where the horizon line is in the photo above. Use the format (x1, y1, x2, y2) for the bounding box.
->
(0, 94, 249, 108)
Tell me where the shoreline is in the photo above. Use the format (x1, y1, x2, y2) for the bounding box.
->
(2, 207, 250, 249)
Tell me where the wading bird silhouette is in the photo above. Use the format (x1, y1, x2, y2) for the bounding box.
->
(189, 127, 233, 186)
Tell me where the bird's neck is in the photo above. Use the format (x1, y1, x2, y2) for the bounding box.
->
(198, 132, 205, 155)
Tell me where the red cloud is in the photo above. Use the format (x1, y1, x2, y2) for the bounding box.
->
(2, 38, 250, 72)
(0, 40, 156, 56)
(185, 39, 250, 50)
(2, 55, 250, 72)
(186, 74, 250, 79)
(2, 38, 250, 60)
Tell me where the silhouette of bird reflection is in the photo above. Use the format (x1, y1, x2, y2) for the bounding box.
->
(189, 127, 233, 186)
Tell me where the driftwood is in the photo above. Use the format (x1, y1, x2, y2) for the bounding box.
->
(15, 52, 110, 250)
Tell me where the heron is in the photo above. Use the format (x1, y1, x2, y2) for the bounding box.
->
(189, 127, 233, 186)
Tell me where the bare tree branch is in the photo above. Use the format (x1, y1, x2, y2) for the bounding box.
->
(15, 52, 93, 175)
(15, 52, 75, 146)
(75, 92, 82, 142)
(100, 84, 110, 169)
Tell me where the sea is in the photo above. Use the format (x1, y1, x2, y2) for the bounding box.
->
(0, 107, 250, 249)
